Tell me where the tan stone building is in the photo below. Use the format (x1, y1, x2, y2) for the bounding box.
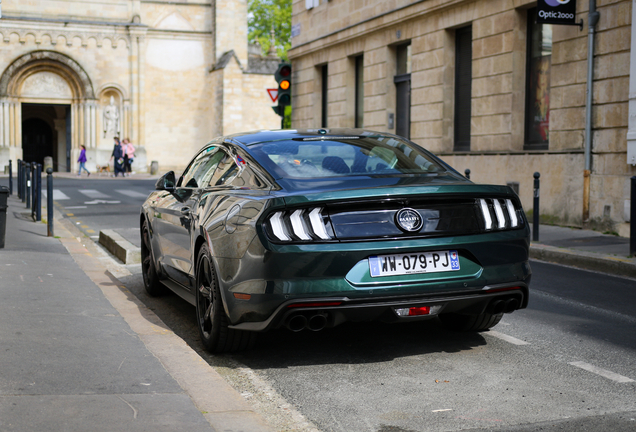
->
(0, 0, 280, 174)
(289, 0, 636, 237)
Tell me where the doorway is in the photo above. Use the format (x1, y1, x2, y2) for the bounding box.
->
(22, 103, 70, 171)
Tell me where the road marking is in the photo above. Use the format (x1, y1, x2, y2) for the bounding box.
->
(65, 206, 87, 210)
(84, 199, 121, 205)
(42, 189, 70, 200)
(78, 189, 111, 199)
(487, 331, 529, 346)
(115, 189, 149, 198)
(432, 409, 453, 412)
(569, 361, 635, 383)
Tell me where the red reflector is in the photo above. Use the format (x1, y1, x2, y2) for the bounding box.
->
(287, 302, 342, 308)
(409, 306, 430, 316)
(233, 293, 251, 300)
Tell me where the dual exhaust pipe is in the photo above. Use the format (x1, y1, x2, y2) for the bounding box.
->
(286, 313, 328, 332)
(487, 297, 520, 315)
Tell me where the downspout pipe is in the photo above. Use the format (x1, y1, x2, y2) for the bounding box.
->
(584, 0, 600, 222)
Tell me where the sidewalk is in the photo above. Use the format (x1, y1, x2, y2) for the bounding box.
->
(0, 194, 273, 432)
(529, 224, 636, 279)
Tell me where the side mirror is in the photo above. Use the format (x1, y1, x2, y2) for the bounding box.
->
(155, 171, 176, 191)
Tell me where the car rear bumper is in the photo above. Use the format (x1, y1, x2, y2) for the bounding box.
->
(227, 281, 529, 332)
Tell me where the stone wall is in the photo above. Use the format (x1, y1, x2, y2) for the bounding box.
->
(289, 0, 636, 237)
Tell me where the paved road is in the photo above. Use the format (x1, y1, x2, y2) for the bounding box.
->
(21, 178, 636, 431)
(42, 177, 156, 246)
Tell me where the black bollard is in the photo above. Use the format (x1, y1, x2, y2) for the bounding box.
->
(533, 172, 540, 242)
(46, 168, 54, 237)
(21, 161, 27, 203)
(9, 160, 12, 195)
(630, 176, 636, 257)
(464, 169, 471, 180)
(36, 163, 42, 222)
(31, 162, 37, 216)
(18, 160, 22, 200)
(25, 163, 31, 209)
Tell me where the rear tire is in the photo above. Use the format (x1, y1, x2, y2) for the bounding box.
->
(439, 312, 503, 332)
(195, 245, 257, 353)
(141, 220, 167, 296)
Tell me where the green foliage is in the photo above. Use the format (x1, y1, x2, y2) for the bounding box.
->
(248, 0, 292, 61)
(283, 104, 292, 128)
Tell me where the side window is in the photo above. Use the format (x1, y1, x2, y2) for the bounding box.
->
(209, 150, 239, 186)
(180, 146, 221, 188)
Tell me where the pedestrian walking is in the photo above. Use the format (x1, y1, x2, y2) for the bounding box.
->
(77, 145, 90, 177)
(109, 137, 125, 177)
(122, 138, 135, 176)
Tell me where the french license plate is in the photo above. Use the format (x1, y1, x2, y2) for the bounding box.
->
(368, 250, 460, 277)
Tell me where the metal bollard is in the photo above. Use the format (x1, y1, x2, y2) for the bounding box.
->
(18, 160, 22, 200)
(464, 169, 471, 180)
(25, 163, 31, 209)
(21, 161, 27, 203)
(36, 163, 42, 222)
(533, 172, 540, 242)
(31, 162, 37, 216)
(46, 168, 54, 237)
(9, 160, 13, 195)
(630, 176, 636, 257)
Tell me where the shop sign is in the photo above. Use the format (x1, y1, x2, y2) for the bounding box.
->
(537, 0, 578, 26)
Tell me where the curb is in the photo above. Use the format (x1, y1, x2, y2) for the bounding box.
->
(99, 229, 141, 264)
(530, 243, 636, 279)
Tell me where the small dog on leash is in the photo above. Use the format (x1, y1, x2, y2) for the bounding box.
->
(96, 164, 110, 175)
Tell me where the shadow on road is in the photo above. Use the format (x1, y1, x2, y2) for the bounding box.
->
(121, 273, 489, 370)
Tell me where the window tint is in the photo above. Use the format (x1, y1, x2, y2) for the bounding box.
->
(208, 150, 240, 186)
(180, 146, 222, 188)
(249, 135, 445, 179)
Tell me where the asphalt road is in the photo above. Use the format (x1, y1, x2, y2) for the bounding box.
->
(13, 177, 636, 432)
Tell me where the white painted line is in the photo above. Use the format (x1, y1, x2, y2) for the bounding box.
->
(84, 199, 121, 205)
(487, 331, 530, 346)
(115, 189, 149, 198)
(569, 361, 635, 383)
(432, 409, 453, 413)
(42, 189, 70, 200)
(78, 189, 111, 199)
(64, 206, 87, 209)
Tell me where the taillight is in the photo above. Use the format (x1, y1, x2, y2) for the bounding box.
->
(478, 198, 522, 231)
(266, 207, 333, 242)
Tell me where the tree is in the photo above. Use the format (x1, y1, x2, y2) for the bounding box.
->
(248, 0, 292, 61)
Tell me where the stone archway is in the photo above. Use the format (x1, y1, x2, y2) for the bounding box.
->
(0, 50, 97, 171)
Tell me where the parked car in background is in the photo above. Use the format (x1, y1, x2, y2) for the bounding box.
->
(140, 129, 531, 352)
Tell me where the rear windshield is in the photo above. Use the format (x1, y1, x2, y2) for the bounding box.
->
(248, 136, 446, 179)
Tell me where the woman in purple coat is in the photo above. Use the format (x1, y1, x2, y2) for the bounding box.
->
(77, 145, 90, 177)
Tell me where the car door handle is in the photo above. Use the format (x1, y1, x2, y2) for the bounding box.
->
(180, 206, 191, 215)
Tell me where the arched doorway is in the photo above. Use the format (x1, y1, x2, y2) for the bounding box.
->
(0, 50, 96, 172)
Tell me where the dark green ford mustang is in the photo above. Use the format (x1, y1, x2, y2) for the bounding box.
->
(140, 129, 531, 352)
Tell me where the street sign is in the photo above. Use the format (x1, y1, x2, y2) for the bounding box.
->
(267, 88, 278, 103)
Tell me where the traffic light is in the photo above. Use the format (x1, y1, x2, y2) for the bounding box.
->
(273, 63, 292, 117)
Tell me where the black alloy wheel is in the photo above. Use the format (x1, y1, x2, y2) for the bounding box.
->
(195, 245, 256, 353)
(141, 220, 166, 296)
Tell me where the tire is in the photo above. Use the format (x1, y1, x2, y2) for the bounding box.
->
(141, 220, 167, 296)
(439, 312, 504, 332)
(195, 245, 257, 353)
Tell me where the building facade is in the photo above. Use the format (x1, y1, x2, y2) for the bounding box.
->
(289, 0, 636, 237)
(0, 0, 280, 174)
